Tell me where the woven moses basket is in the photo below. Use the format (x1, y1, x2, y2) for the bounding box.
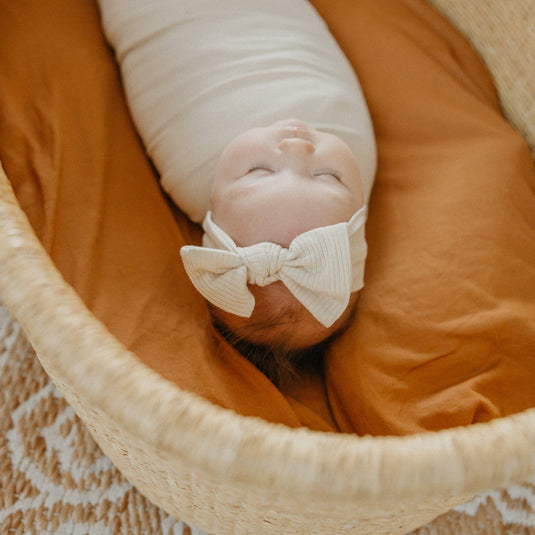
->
(1, 2, 535, 534)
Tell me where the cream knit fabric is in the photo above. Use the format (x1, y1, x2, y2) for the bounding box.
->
(97, 0, 376, 222)
(180, 207, 367, 327)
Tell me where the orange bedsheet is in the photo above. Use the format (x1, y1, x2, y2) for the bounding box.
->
(1, 0, 534, 434)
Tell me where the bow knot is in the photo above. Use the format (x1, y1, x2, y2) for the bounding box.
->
(238, 242, 288, 286)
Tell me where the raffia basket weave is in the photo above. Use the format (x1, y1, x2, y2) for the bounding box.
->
(1, 2, 534, 534)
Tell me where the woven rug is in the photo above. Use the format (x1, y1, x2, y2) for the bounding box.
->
(2, 301, 535, 535)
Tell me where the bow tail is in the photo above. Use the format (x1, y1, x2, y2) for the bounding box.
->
(281, 271, 351, 328)
(180, 246, 255, 317)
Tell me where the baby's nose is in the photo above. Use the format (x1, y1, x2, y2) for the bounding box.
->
(278, 137, 315, 157)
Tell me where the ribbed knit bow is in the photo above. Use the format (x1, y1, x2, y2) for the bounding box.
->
(180, 206, 367, 327)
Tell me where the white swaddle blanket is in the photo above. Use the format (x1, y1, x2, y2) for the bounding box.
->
(98, 0, 376, 223)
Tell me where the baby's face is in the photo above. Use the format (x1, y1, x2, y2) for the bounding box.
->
(211, 119, 364, 247)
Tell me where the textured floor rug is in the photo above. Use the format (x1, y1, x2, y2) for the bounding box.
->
(2, 301, 535, 535)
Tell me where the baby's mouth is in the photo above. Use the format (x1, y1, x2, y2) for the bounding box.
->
(278, 120, 314, 141)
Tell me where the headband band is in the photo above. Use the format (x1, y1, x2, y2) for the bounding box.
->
(180, 206, 367, 327)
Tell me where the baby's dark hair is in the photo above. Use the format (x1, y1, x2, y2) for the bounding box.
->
(209, 282, 358, 386)
(211, 306, 329, 386)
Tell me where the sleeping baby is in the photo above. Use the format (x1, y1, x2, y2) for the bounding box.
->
(97, 0, 376, 382)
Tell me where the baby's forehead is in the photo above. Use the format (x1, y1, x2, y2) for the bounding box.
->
(211, 180, 358, 248)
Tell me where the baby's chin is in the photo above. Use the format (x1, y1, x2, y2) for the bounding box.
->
(210, 283, 359, 351)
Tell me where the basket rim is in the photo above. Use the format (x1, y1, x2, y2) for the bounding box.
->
(1, 163, 535, 505)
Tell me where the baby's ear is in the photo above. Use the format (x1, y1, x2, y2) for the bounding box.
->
(355, 178, 365, 209)
(208, 185, 219, 212)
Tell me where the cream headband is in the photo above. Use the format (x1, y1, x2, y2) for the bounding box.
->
(180, 206, 368, 328)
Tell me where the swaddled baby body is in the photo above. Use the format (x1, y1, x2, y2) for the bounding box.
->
(98, 0, 376, 383)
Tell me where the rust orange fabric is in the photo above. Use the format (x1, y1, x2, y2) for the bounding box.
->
(313, 0, 535, 434)
(1, 0, 534, 435)
(0, 0, 317, 430)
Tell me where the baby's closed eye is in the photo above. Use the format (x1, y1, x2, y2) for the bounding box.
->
(314, 169, 342, 181)
(247, 162, 273, 175)
(245, 164, 342, 182)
